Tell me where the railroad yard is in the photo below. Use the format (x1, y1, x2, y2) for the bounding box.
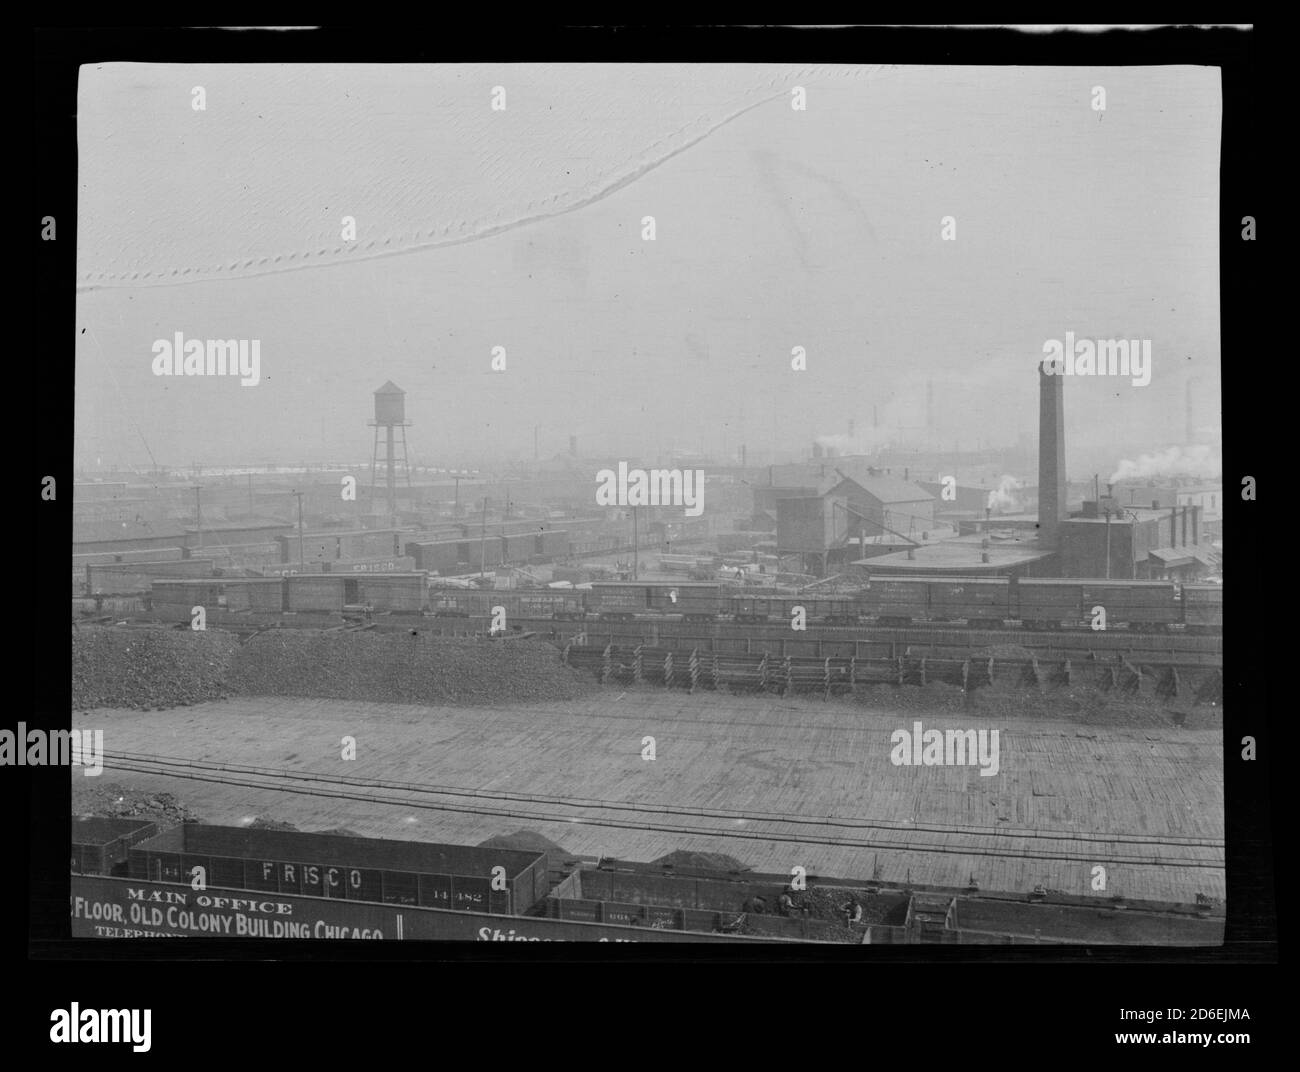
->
(72, 687, 1224, 902)
(71, 618, 1224, 943)
(68, 257, 1225, 945)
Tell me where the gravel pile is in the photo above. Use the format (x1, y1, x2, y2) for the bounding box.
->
(229, 631, 597, 706)
(72, 627, 240, 710)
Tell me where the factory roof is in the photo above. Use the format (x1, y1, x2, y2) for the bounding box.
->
(764, 463, 931, 503)
(186, 520, 292, 533)
(73, 521, 189, 543)
(854, 533, 1053, 574)
(1149, 544, 1219, 568)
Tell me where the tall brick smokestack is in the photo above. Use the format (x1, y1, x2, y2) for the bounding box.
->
(1038, 359, 1066, 547)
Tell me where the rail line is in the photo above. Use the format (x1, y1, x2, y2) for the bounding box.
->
(98, 749, 1225, 871)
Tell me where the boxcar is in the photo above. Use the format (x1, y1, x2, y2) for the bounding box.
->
(1081, 581, 1179, 630)
(1016, 579, 1180, 631)
(731, 595, 784, 623)
(430, 588, 488, 617)
(512, 590, 587, 620)
(860, 578, 932, 626)
(926, 578, 1013, 626)
(588, 582, 723, 622)
(1181, 584, 1224, 634)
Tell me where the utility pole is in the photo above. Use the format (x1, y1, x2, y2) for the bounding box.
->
(193, 485, 203, 551)
(480, 497, 489, 580)
(292, 490, 305, 569)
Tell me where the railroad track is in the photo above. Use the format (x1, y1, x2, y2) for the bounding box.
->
(96, 749, 1226, 872)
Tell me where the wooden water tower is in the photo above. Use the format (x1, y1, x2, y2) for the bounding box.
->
(369, 381, 412, 520)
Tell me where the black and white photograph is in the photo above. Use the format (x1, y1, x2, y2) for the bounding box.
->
(23, 22, 1273, 1054)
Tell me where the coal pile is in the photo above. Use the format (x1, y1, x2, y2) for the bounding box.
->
(249, 817, 300, 831)
(72, 627, 240, 710)
(650, 849, 750, 872)
(479, 829, 572, 856)
(73, 781, 200, 825)
(229, 632, 598, 706)
(73, 625, 597, 710)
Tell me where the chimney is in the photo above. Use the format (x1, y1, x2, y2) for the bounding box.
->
(1182, 506, 1188, 547)
(1192, 504, 1199, 545)
(904, 467, 909, 482)
(1170, 506, 1178, 547)
(1037, 358, 1067, 547)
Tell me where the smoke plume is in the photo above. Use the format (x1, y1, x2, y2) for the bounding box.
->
(986, 474, 1023, 512)
(1109, 445, 1221, 485)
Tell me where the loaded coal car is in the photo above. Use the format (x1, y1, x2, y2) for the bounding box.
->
(1180, 584, 1224, 634)
(72, 817, 159, 877)
(128, 825, 549, 917)
(1014, 579, 1180, 631)
(926, 578, 1013, 627)
(587, 581, 724, 622)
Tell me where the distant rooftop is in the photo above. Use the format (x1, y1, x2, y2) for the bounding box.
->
(855, 533, 1052, 573)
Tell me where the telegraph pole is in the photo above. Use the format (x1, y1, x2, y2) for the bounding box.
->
(193, 485, 203, 551)
(292, 490, 305, 569)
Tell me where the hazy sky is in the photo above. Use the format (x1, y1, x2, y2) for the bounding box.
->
(75, 63, 1221, 473)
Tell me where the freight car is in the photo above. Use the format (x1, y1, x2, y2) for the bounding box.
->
(145, 573, 1222, 635)
(1014, 579, 1181, 632)
(126, 824, 548, 917)
(1179, 584, 1223, 635)
(587, 582, 726, 622)
(431, 587, 587, 621)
